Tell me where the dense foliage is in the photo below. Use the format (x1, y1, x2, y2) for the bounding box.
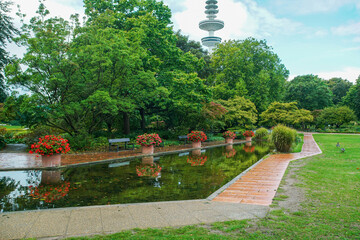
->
(0, 1, 18, 102)
(285, 75, 333, 111)
(260, 102, 313, 127)
(210, 38, 289, 112)
(343, 77, 360, 119)
(316, 106, 357, 127)
(1, 1, 359, 151)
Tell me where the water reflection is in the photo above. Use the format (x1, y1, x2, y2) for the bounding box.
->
(136, 157, 162, 177)
(187, 150, 207, 166)
(1, 142, 271, 212)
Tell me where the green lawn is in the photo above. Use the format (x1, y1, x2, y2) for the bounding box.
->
(291, 133, 304, 153)
(66, 134, 360, 240)
(0, 124, 26, 131)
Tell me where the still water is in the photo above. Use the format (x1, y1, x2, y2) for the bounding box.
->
(0, 142, 270, 212)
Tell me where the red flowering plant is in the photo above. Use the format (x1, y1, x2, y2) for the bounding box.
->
(222, 130, 236, 139)
(29, 135, 70, 156)
(136, 133, 162, 147)
(243, 130, 255, 137)
(136, 164, 162, 177)
(28, 181, 71, 203)
(187, 131, 207, 143)
(187, 155, 208, 166)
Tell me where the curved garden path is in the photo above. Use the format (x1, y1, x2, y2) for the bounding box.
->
(212, 133, 322, 205)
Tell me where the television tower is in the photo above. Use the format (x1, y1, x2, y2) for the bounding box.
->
(199, 0, 224, 52)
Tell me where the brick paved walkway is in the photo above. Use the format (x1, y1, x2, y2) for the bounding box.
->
(212, 133, 322, 205)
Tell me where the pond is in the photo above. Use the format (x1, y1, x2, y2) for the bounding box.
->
(0, 142, 271, 212)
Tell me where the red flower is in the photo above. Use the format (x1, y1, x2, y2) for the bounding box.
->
(243, 130, 255, 137)
(29, 135, 71, 156)
(187, 131, 207, 143)
(223, 131, 236, 139)
(136, 133, 162, 147)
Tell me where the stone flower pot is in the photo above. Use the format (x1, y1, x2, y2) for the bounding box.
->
(141, 145, 154, 155)
(191, 141, 201, 149)
(42, 154, 61, 167)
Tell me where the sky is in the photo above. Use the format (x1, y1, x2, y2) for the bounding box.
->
(6, 0, 360, 82)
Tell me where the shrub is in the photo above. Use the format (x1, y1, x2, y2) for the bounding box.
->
(0, 136, 6, 150)
(270, 124, 297, 152)
(254, 127, 269, 140)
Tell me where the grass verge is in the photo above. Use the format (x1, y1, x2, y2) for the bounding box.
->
(65, 134, 360, 240)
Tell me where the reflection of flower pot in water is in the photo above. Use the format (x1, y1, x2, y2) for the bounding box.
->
(191, 149, 201, 156)
(243, 145, 255, 153)
(245, 141, 252, 147)
(141, 145, 154, 155)
(226, 144, 233, 151)
(142, 156, 154, 165)
(225, 138, 233, 144)
(191, 141, 201, 148)
(42, 154, 61, 167)
(41, 170, 61, 184)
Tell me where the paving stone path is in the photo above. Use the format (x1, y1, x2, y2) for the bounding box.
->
(213, 133, 322, 205)
(0, 133, 322, 239)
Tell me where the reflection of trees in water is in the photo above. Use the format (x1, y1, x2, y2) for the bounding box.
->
(0, 177, 18, 199)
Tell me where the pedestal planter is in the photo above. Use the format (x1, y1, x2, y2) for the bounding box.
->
(42, 154, 61, 167)
(225, 138, 234, 144)
(191, 141, 201, 149)
(141, 145, 154, 155)
(245, 137, 252, 142)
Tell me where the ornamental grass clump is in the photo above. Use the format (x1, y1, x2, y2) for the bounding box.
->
(270, 124, 297, 152)
(136, 133, 162, 147)
(254, 127, 269, 140)
(222, 130, 236, 139)
(29, 135, 70, 156)
(187, 131, 207, 142)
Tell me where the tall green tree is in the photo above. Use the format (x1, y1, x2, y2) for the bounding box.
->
(343, 76, 360, 119)
(0, 1, 18, 102)
(210, 38, 289, 112)
(325, 77, 353, 105)
(285, 75, 333, 111)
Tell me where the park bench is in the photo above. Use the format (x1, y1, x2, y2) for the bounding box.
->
(108, 138, 134, 152)
(178, 135, 188, 144)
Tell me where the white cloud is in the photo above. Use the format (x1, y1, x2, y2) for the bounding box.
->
(332, 22, 360, 36)
(317, 67, 360, 83)
(289, 67, 360, 83)
(270, 0, 360, 15)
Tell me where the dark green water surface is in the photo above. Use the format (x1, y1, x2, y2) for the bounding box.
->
(0, 142, 270, 212)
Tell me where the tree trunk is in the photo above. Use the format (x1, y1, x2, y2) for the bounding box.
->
(107, 122, 113, 137)
(140, 108, 146, 131)
(123, 112, 130, 135)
